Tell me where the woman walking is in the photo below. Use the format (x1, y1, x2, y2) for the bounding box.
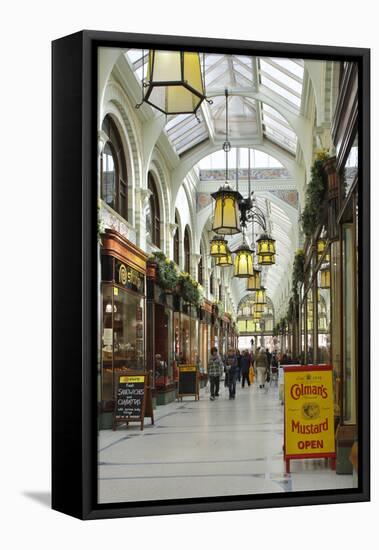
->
(241, 350, 251, 388)
(255, 348, 269, 389)
(225, 348, 238, 399)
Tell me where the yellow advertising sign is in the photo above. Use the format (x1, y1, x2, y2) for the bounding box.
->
(284, 366, 335, 458)
(120, 376, 145, 383)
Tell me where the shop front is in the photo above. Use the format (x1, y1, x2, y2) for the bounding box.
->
(99, 229, 148, 429)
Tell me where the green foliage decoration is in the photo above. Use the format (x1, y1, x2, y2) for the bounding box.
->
(300, 158, 328, 238)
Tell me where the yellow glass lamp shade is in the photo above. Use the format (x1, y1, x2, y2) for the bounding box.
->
(253, 322, 262, 332)
(253, 303, 265, 314)
(143, 51, 206, 115)
(257, 234, 276, 256)
(233, 244, 253, 278)
(255, 288, 267, 305)
(320, 268, 331, 289)
(211, 186, 242, 235)
(246, 268, 261, 291)
(215, 250, 233, 267)
(210, 236, 228, 257)
(257, 253, 275, 266)
(252, 311, 262, 322)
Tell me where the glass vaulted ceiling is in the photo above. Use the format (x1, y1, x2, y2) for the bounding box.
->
(125, 50, 304, 157)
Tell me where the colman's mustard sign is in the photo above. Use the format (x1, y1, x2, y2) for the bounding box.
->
(284, 366, 335, 466)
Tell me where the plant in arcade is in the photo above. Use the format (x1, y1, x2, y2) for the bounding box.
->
(179, 272, 203, 307)
(301, 151, 329, 238)
(149, 251, 179, 291)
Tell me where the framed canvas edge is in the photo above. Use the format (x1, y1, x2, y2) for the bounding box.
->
(52, 30, 370, 521)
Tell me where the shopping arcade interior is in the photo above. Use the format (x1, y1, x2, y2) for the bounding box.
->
(97, 47, 359, 496)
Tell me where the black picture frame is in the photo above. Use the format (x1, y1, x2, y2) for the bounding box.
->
(52, 30, 370, 520)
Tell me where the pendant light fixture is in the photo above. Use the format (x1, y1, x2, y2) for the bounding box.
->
(210, 235, 228, 257)
(136, 50, 211, 116)
(257, 234, 276, 259)
(258, 252, 276, 266)
(255, 287, 267, 305)
(253, 303, 265, 314)
(211, 89, 242, 235)
(246, 267, 262, 291)
(233, 231, 254, 278)
(215, 248, 233, 267)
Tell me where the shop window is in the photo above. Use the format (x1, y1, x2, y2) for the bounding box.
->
(101, 115, 128, 220)
(146, 173, 161, 247)
(184, 226, 191, 273)
(342, 132, 358, 198)
(342, 224, 357, 424)
(101, 284, 145, 402)
(173, 212, 180, 265)
(317, 269, 331, 364)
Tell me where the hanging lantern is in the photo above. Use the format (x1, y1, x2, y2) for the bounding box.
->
(139, 51, 207, 115)
(253, 303, 265, 314)
(211, 186, 242, 235)
(215, 250, 233, 267)
(257, 252, 276, 266)
(320, 268, 331, 289)
(253, 321, 262, 332)
(233, 242, 254, 278)
(210, 236, 228, 257)
(257, 234, 276, 257)
(255, 287, 267, 305)
(246, 268, 261, 291)
(252, 311, 263, 322)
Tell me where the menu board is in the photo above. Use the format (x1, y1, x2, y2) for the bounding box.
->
(177, 365, 199, 400)
(113, 372, 154, 430)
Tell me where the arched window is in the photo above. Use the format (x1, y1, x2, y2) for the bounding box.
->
(173, 212, 180, 265)
(146, 173, 161, 247)
(198, 246, 204, 285)
(101, 115, 128, 220)
(184, 227, 191, 274)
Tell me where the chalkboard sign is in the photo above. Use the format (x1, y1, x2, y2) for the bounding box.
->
(177, 365, 199, 401)
(113, 371, 154, 430)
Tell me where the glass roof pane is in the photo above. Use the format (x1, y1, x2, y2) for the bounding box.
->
(198, 149, 283, 170)
(260, 60, 303, 95)
(271, 57, 304, 79)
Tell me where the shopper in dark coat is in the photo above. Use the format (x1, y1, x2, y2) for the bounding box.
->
(225, 348, 238, 399)
(240, 350, 251, 388)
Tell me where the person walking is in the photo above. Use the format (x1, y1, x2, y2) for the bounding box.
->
(225, 348, 238, 399)
(236, 349, 242, 382)
(207, 346, 224, 401)
(255, 348, 269, 389)
(241, 350, 251, 388)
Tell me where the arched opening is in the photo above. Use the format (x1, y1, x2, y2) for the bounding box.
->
(146, 172, 161, 248)
(101, 114, 128, 220)
(184, 226, 191, 273)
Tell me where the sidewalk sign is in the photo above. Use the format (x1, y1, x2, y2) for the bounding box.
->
(177, 365, 199, 401)
(113, 370, 154, 431)
(283, 365, 336, 473)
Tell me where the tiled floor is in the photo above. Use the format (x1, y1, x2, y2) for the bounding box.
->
(98, 381, 356, 503)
